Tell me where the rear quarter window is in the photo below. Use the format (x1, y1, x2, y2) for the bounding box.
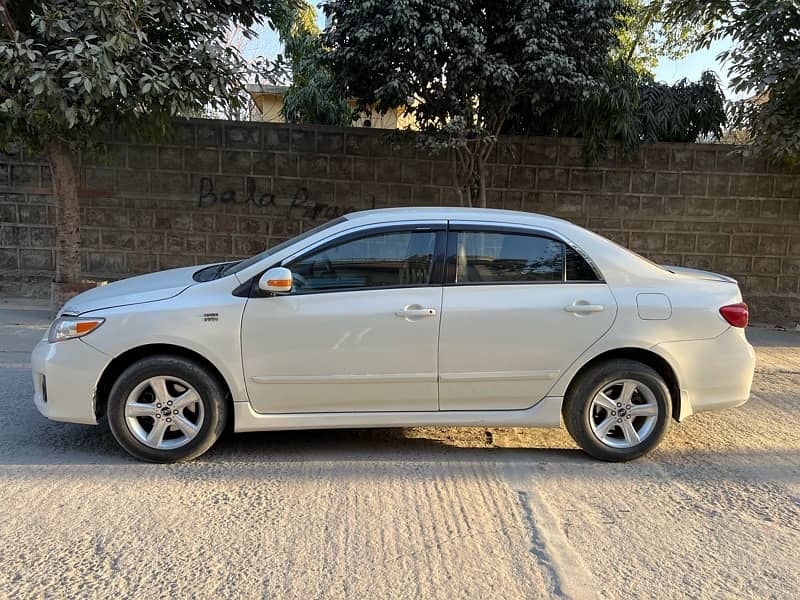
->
(566, 245, 600, 281)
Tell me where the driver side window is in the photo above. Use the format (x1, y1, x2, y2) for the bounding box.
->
(288, 229, 438, 293)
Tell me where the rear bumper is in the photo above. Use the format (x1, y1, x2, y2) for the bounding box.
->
(654, 327, 756, 419)
(31, 338, 109, 425)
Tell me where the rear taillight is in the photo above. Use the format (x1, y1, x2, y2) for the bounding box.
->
(720, 303, 749, 328)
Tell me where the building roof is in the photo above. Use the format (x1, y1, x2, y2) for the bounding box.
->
(245, 84, 289, 95)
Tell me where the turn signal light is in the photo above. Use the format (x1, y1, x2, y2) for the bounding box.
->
(719, 303, 749, 328)
(267, 279, 292, 287)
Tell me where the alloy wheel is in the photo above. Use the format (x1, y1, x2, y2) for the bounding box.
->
(588, 379, 659, 449)
(124, 376, 205, 450)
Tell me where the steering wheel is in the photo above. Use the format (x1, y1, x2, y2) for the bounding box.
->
(318, 257, 335, 275)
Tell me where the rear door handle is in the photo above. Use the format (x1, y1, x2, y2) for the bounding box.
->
(564, 303, 604, 314)
(395, 306, 437, 318)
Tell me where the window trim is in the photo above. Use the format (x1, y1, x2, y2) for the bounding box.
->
(444, 221, 605, 286)
(269, 222, 448, 296)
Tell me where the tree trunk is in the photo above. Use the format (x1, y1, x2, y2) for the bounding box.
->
(477, 157, 487, 208)
(46, 140, 83, 310)
(452, 155, 468, 207)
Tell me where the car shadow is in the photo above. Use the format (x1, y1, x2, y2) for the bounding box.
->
(2, 416, 798, 489)
(0, 416, 587, 467)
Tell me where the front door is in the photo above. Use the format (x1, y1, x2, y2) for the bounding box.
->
(438, 226, 617, 410)
(241, 224, 446, 414)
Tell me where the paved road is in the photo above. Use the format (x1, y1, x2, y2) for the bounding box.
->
(1, 307, 798, 599)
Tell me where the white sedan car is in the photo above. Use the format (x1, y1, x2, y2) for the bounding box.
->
(32, 208, 755, 462)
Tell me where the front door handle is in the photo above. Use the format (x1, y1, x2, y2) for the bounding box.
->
(395, 305, 437, 319)
(564, 302, 604, 314)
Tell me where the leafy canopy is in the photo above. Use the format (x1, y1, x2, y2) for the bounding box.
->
(0, 0, 295, 150)
(325, 0, 622, 133)
(661, 0, 800, 162)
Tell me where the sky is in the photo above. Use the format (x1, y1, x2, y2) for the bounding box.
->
(653, 38, 740, 99)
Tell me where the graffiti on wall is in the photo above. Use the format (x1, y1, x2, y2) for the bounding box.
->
(197, 176, 363, 219)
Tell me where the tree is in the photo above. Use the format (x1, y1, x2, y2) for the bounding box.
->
(661, 0, 800, 163)
(572, 68, 726, 152)
(615, 1, 709, 75)
(0, 0, 296, 305)
(323, 0, 624, 207)
(275, 2, 351, 126)
(502, 60, 725, 161)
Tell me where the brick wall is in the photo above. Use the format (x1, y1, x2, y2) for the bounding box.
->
(1, 118, 800, 324)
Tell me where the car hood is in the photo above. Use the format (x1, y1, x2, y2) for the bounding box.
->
(663, 265, 738, 284)
(60, 265, 202, 316)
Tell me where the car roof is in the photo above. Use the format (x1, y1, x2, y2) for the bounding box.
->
(343, 207, 573, 229)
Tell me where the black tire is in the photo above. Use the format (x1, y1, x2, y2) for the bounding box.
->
(107, 355, 228, 463)
(563, 359, 671, 462)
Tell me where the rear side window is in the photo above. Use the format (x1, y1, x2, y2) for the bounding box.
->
(289, 230, 438, 292)
(453, 231, 564, 283)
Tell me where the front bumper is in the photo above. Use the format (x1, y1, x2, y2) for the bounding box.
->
(31, 338, 110, 425)
(654, 327, 756, 419)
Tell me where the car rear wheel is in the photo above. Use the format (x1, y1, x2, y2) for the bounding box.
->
(107, 355, 228, 463)
(563, 359, 671, 461)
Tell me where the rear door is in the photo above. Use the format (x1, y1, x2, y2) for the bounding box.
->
(438, 223, 617, 411)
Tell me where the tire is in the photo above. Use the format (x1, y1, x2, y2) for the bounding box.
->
(107, 355, 228, 463)
(563, 359, 671, 462)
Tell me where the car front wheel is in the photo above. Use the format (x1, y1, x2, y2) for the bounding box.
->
(563, 359, 671, 462)
(107, 355, 228, 463)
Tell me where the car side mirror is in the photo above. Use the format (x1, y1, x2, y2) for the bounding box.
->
(258, 267, 293, 294)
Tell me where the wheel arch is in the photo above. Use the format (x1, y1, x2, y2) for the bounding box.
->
(564, 347, 682, 422)
(95, 343, 234, 420)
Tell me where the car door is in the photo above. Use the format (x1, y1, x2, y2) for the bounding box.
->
(241, 222, 446, 414)
(438, 223, 617, 411)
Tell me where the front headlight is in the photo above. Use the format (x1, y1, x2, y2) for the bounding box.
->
(47, 317, 105, 343)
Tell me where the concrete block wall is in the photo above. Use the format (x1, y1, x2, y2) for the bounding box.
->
(1, 118, 799, 324)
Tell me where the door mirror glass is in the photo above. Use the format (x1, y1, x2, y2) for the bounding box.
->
(258, 267, 293, 294)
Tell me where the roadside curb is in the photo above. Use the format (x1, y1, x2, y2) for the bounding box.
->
(0, 298, 51, 313)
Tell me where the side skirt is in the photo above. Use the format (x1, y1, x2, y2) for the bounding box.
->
(233, 397, 563, 433)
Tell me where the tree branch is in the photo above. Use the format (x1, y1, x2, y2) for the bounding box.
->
(0, 0, 18, 39)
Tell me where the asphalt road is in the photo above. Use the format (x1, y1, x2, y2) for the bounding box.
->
(1, 306, 798, 599)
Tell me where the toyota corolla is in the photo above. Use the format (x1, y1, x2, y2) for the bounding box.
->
(32, 208, 755, 462)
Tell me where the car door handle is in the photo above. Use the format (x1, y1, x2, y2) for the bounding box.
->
(395, 307, 437, 318)
(564, 303, 604, 314)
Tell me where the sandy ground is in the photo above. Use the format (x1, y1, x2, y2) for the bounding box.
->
(0, 307, 798, 599)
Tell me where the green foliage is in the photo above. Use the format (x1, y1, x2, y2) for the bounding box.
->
(323, 0, 624, 205)
(571, 68, 726, 158)
(275, 2, 351, 127)
(636, 71, 726, 142)
(661, 0, 800, 163)
(0, 0, 296, 151)
(504, 65, 726, 160)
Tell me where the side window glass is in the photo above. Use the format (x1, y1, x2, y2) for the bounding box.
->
(565, 245, 600, 281)
(454, 231, 564, 283)
(289, 230, 437, 292)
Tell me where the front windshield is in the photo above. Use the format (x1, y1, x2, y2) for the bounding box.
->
(222, 216, 348, 276)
